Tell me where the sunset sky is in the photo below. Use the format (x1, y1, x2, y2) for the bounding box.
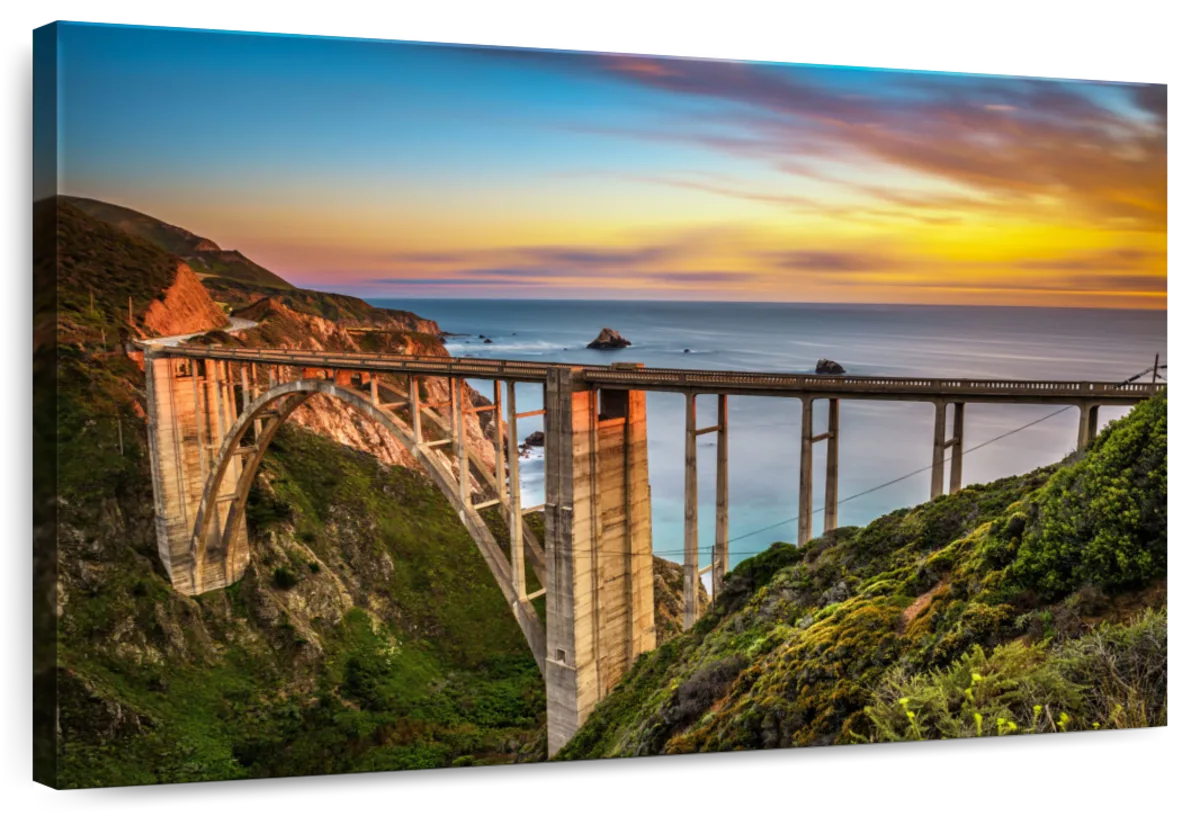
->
(55, 22, 1167, 307)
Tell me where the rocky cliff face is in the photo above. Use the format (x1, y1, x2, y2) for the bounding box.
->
(653, 558, 711, 644)
(140, 261, 228, 338)
(206, 296, 498, 478)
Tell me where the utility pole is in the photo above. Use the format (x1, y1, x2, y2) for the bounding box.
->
(1152, 353, 1160, 384)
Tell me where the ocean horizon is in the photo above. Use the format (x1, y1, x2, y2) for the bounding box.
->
(370, 298, 1167, 574)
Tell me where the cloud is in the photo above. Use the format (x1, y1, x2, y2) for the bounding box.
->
(769, 250, 898, 272)
(639, 270, 751, 284)
(369, 265, 754, 289)
(522, 245, 678, 266)
(369, 276, 544, 286)
(540, 54, 1166, 231)
(882, 272, 1166, 296)
(1016, 247, 1160, 272)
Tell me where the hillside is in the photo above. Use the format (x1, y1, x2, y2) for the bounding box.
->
(213, 278, 439, 334)
(64, 195, 295, 290)
(559, 393, 1167, 757)
(53, 199, 228, 346)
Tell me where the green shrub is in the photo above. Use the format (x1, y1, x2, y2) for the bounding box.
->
(1013, 394, 1166, 596)
(272, 566, 299, 590)
(864, 607, 1167, 741)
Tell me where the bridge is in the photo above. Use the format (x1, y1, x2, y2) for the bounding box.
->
(141, 344, 1162, 753)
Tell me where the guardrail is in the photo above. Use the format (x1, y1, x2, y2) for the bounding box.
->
(154, 344, 1164, 402)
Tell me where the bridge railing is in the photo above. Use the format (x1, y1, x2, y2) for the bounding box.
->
(581, 367, 1164, 398)
(155, 345, 1164, 400)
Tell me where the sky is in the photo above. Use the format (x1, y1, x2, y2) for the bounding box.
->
(53, 22, 1167, 307)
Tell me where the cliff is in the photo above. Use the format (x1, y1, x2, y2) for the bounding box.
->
(209, 277, 440, 334)
(139, 261, 228, 338)
(198, 296, 494, 476)
(52, 200, 212, 347)
(558, 394, 1167, 758)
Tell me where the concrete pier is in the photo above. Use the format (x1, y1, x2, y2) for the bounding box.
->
(683, 392, 698, 629)
(798, 397, 814, 546)
(823, 398, 840, 532)
(931, 401, 947, 500)
(949, 402, 965, 493)
(543, 369, 655, 755)
(145, 351, 249, 594)
(713, 394, 729, 598)
(506, 380, 525, 600)
(1078, 402, 1100, 452)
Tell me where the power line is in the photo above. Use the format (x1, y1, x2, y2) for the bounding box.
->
(719, 361, 1163, 546)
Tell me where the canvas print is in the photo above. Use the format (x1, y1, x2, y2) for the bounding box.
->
(32, 21, 1167, 789)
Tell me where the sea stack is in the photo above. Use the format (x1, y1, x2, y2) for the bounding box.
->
(587, 327, 632, 349)
(816, 358, 846, 374)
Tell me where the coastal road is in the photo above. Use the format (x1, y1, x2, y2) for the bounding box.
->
(144, 315, 258, 347)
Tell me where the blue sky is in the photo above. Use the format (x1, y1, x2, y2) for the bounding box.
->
(52, 22, 1167, 306)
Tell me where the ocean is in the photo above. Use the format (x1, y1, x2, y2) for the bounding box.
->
(370, 299, 1167, 574)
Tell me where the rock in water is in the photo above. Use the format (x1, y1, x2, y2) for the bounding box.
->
(587, 327, 632, 349)
(816, 358, 846, 374)
(524, 431, 545, 447)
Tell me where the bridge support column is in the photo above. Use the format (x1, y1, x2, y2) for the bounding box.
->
(798, 397, 814, 546)
(931, 400, 947, 499)
(455, 378, 469, 506)
(823, 398, 839, 533)
(544, 368, 655, 756)
(145, 349, 249, 594)
(409, 375, 422, 443)
(505, 381, 525, 599)
(683, 392, 698, 629)
(949, 402, 965, 493)
(1077, 403, 1100, 452)
(713, 394, 729, 598)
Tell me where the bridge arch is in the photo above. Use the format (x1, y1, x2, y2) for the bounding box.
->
(190, 378, 546, 672)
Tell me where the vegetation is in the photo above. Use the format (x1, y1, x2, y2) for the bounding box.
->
(53, 200, 184, 347)
(865, 608, 1167, 741)
(559, 393, 1167, 758)
(63, 196, 294, 289)
(54, 352, 546, 787)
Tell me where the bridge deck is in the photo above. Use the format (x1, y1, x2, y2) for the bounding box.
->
(154, 345, 1162, 404)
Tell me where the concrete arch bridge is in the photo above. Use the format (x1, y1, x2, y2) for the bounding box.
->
(143, 345, 1161, 752)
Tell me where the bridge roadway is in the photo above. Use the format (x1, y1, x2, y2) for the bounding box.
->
(156, 344, 1162, 405)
